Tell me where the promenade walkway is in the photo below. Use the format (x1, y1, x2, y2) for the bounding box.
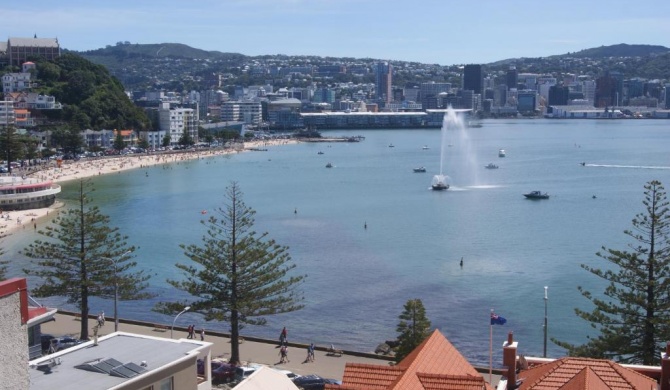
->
(41, 312, 394, 380)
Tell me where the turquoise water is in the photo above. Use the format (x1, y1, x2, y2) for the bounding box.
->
(6, 118, 670, 366)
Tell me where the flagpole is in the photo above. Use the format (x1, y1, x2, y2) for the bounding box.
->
(489, 308, 493, 385)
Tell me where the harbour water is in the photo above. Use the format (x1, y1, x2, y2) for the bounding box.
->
(5, 118, 670, 366)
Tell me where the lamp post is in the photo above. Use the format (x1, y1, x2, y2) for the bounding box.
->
(103, 250, 132, 332)
(543, 286, 548, 358)
(171, 306, 191, 339)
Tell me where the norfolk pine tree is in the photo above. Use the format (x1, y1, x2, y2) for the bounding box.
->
(23, 179, 152, 340)
(554, 180, 670, 364)
(155, 182, 305, 365)
(395, 298, 432, 362)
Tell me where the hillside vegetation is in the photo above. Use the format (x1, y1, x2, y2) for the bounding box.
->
(5, 53, 151, 131)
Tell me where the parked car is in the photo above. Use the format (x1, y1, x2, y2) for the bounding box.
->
(45, 336, 85, 352)
(273, 368, 300, 380)
(235, 364, 264, 382)
(293, 374, 340, 390)
(196, 359, 236, 383)
(212, 363, 236, 382)
(40, 334, 55, 352)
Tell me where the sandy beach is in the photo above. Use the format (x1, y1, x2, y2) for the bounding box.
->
(0, 139, 298, 237)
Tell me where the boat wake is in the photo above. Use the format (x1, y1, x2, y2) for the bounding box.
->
(587, 164, 670, 170)
(467, 184, 502, 189)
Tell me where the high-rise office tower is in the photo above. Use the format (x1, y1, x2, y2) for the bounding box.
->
(506, 66, 518, 89)
(463, 64, 483, 95)
(375, 62, 393, 104)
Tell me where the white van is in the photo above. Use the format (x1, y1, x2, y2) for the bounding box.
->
(235, 364, 264, 381)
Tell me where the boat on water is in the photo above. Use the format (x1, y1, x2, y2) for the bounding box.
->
(326, 162, 333, 168)
(523, 191, 549, 199)
(431, 175, 449, 191)
(413, 167, 427, 173)
(388, 144, 395, 148)
(498, 149, 506, 157)
(0, 177, 61, 211)
(485, 163, 499, 169)
(422, 145, 429, 150)
(317, 151, 324, 155)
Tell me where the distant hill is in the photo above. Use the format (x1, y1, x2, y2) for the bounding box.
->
(559, 44, 669, 58)
(73, 42, 670, 91)
(77, 42, 246, 61)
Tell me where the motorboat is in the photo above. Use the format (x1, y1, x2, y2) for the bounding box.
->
(523, 191, 549, 199)
(413, 167, 427, 173)
(422, 145, 429, 150)
(326, 162, 333, 168)
(485, 163, 499, 169)
(317, 151, 324, 155)
(431, 175, 449, 191)
(498, 149, 506, 157)
(388, 144, 395, 148)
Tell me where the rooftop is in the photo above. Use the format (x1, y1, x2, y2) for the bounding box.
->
(29, 332, 210, 390)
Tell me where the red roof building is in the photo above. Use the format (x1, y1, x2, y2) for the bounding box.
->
(328, 329, 493, 390)
(502, 332, 670, 390)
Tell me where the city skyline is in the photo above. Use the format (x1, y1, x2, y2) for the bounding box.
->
(2, 0, 669, 66)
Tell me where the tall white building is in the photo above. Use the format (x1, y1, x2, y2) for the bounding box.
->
(0, 100, 15, 126)
(158, 102, 198, 145)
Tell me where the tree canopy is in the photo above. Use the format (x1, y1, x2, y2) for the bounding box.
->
(395, 298, 432, 362)
(23, 179, 152, 339)
(155, 182, 306, 365)
(26, 53, 151, 131)
(554, 180, 670, 365)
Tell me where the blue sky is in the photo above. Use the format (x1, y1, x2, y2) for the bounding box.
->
(3, 0, 669, 65)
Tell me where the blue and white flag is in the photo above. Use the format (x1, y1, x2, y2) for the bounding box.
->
(490, 312, 507, 325)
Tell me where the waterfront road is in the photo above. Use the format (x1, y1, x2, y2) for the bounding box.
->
(41, 312, 394, 380)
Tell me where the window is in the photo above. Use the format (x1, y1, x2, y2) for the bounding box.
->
(159, 377, 173, 390)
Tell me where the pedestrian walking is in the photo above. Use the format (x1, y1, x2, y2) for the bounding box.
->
(279, 326, 288, 346)
(97, 311, 105, 327)
(187, 324, 193, 339)
(279, 345, 289, 364)
(307, 343, 315, 362)
(200, 328, 205, 341)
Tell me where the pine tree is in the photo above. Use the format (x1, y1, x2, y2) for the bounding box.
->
(395, 298, 431, 362)
(155, 182, 306, 365)
(554, 180, 670, 364)
(23, 179, 152, 340)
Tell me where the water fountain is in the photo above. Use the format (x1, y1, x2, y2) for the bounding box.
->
(432, 106, 479, 190)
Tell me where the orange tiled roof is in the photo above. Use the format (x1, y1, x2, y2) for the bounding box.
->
(518, 357, 658, 390)
(333, 329, 493, 390)
(417, 373, 487, 390)
(339, 363, 404, 389)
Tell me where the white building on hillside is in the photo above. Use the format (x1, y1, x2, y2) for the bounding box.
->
(2, 72, 31, 93)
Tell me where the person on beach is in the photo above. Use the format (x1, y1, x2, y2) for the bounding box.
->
(186, 324, 193, 339)
(97, 312, 105, 327)
(279, 345, 289, 364)
(200, 328, 205, 341)
(307, 343, 315, 362)
(279, 326, 287, 346)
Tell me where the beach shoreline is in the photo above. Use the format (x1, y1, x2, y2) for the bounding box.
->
(0, 139, 298, 237)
